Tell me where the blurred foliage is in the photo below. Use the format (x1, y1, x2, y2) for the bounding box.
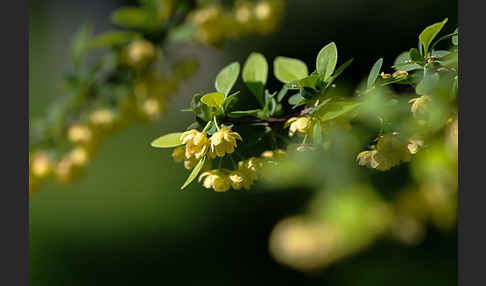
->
(29, 0, 285, 195)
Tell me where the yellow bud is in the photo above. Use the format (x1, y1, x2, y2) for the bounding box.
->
(68, 124, 92, 143)
(142, 99, 161, 119)
(255, 1, 271, 20)
(172, 146, 186, 163)
(356, 150, 379, 169)
(89, 109, 115, 126)
(392, 71, 408, 78)
(380, 72, 392, 79)
(69, 147, 89, 166)
(236, 5, 251, 23)
(407, 138, 424, 155)
(31, 152, 52, 178)
(184, 157, 199, 170)
(125, 40, 156, 68)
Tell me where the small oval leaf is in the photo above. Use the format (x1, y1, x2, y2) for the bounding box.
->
(243, 53, 268, 85)
(215, 62, 240, 96)
(151, 132, 184, 148)
(201, 92, 225, 108)
(367, 58, 383, 88)
(316, 42, 338, 81)
(274, 57, 309, 83)
(181, 156, 206, 190)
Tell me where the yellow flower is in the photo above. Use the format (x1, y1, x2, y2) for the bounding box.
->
(181, 129, 210, 159)
(172, 146, 186, 163)
(237, 157, 262, 182)
(255, 1, 271, 20)
(184, 157, 199, 170)
(229, 170, 254, 190)
(125, 40, 156, 68)
(408, 138, 424, 155)
(356, 150, 379, 169)
(89, 109, 115, 126)
(285, 116, 313, 137)
(209, 126, 242, 158)
(31, 152, 52, 178)
(199, 170, 231, 192)
(409, 96, 431, 118)
(68, 124, 92, 143)
(69, 147, 89, 166)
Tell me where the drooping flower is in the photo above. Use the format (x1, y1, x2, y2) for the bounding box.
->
(199, 170, 231, 192)
(285, 116, 313, 137)
(356, 150, 379, 169)
(181, 129, 210, 159)
(171, 146, 186, 163)
(209, 126, 242, 158)
(408, 95, 431, 118)
(228, 170, 252, 190)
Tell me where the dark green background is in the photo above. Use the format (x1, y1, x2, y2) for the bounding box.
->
(30, 0, 457, 285)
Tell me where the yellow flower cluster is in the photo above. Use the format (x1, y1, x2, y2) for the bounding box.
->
(188, 0, 284, 45)
(173, 126, 243, 172)
(357, 133, 420, 171)
(193, 149, 286, 192)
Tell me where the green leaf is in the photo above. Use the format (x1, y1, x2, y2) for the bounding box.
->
(243, 53, 268, 85)
(288, 93, 305, 105)
(191, 93, 211, 121)
(223, 91, 239, 113)
(326, 58, 354, 87)
(277, 85, 289, 102)
(298, 73, 321, 90)
(71, 23, 93, 68)
(416, 73, 440, 96)
(88, 31, 139, 49)
(111, 7, 149, 28)
(393, 51, 422, 72)
(367, 58, 383, 88)
(215, 62, 240, 96)
(228, 109, 261, 118)
(316, 42, 338, 81)
(168, 24, 197, 43)
(419, 18, 448, 56)
(409, 48, 424, 63)
(274, 57, 309, 83)
(313, 121, 323, 145)
(181, 157, 206, 190)
(201, 92, 225, 108)
(316, 100, 361, 122)
(150, 132, 183, 148)
(452, 28, 458, 46)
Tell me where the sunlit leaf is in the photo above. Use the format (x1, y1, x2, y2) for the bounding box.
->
(215, 62, 240, 96)
(316, 42, 338, 81)
(150, 132, 183, 148)
(201, 92, 225, 108)
(419, 18, 448, 56)
(367, 58, 383, 88)
(243, 53, 268, 85)
(181, 157, 206, 190)
(274, 57, 309, 83)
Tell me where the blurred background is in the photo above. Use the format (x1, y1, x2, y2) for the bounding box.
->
(30, 0, 457, 285)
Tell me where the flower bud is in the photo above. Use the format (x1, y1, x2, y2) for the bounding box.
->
(285, 116, 313, 137)
(408, 96, 431, 118)
(172, 146, 186, 163)
(68, 124, 92, 143)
